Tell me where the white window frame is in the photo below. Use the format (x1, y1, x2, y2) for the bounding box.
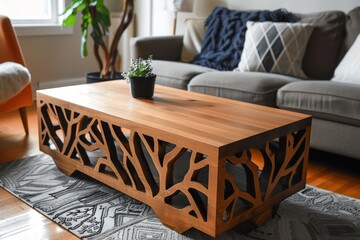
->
(1, 0, 73, 36)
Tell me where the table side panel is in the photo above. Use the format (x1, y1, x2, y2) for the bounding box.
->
(37, 95, 221, 235)
(215, 126, 311, 235)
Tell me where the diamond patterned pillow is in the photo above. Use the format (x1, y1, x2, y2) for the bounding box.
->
(238, 21, 314, 79)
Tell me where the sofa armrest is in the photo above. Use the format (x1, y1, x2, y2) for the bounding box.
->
(130, 35, 184, 61)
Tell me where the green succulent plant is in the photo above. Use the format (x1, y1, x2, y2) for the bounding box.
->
(122, 56, 154, 82)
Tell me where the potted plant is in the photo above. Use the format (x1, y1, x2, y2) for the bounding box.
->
(61, 0, 134, 82)
(122, 56, 156, 98)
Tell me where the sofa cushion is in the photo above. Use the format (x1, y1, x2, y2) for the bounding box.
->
(181, 18, 206, 63)
(277, 81, 360, 127)
(188, 71, 299, 107)
(238, 21, 313, 79)
(152, 60, 214, 90)
(298, 10, 346, 80)
(332, 34, 360, 84)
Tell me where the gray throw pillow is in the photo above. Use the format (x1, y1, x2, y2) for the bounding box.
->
(339, 7, 360, 60)
(298, 11, 346, 80)
(238, 21, 314, 79)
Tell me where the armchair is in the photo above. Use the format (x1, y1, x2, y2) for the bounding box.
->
(0, 15, 32, 135)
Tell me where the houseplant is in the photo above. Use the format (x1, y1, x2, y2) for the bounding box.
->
(61, 0, 134, 81)
(122, 56, 156, 98)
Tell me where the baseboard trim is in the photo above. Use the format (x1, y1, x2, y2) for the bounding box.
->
(38, 78, 86, 90)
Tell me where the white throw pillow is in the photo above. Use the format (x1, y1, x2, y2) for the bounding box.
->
(238, 21, 313, 79)
(332, 34, 360, 84)
(181, 18, 206, 63)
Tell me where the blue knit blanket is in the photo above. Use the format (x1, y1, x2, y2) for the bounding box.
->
(191, 7, 299, 71)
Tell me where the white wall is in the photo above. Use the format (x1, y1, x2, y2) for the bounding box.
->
(16, 0, 122, 91)
(134, 0, 153, 36)
(18, 24, 98, 90)
(134, 0, 174, 37)
(226, 0, 360, 13)
(155, 0, 360, 36)
(152, 0, 174, 36)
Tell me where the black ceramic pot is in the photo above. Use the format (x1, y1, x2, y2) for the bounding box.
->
(129, 74, 156, 98)
(86, 71, 123, 84)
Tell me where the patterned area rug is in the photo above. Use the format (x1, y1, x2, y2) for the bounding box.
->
(0, 154, 359, 240)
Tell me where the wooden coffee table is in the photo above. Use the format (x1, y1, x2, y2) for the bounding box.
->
(37, 81, 311, 237)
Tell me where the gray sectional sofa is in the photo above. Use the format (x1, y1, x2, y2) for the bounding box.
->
(130, 7, 360, 160)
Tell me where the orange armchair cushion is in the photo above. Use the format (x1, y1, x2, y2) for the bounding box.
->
(0, 83, 33, 113)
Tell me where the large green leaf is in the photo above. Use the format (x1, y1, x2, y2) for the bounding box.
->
(81, 28, 88, 57)
(62, 11, 77, 26)
(61, 0, 83, 13)
(92, 0, 110, 38)
(60, 0, 84, 27)
(61, 0, 112, 58)
(80, 6, 91, 57)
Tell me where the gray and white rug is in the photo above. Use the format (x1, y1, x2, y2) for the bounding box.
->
(0, 154, 359, 240)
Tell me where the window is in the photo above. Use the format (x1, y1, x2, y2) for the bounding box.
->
(0, 0, 72, 36)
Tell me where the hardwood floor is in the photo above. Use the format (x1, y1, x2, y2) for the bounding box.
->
(0, 102, 359, 239)
(0, 103, 78, 240)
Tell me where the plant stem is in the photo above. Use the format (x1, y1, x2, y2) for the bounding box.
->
(109, 0, 134, 75)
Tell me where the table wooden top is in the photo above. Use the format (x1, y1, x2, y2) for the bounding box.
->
(37, 81, 311, 153)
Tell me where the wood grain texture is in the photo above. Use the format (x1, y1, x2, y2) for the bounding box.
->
(0, 187, 77, 240)
(37, 81, 311, 237)
(1, 101, 360, 240)
(36, 81, 311, 151)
